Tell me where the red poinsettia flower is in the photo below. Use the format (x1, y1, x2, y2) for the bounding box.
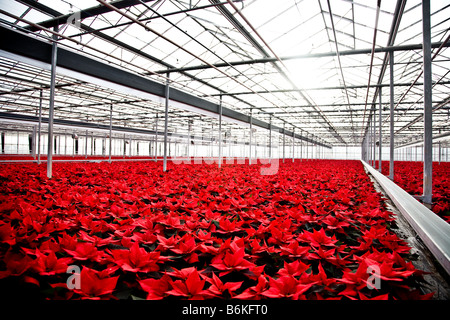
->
(194, 230, 214, 244)
(267, 225, 294, 245)
(170, 234, 197, 255)
(109, 242, 160, 273)
(58, 232, 78, 251)
(279, 241, 310, 258)
(233, 275, 270, 300)
(64, 242, 104, 262)
(73, 267, 119, 300)
(32, 249, 73, 276)
(299, 228, 337, 248)
(203, 273, 243, 298)
(214, 217, 244, 234)
(277, 260, 310, 277)
(166, 269, 207, 300)
(78, 230, 117, 248)
(210, 247, 255, 276)
(156, 235, 179, 252)
(0, 250, 34, 279)
(131, 230, 158, 245)
(0, 222, 16, 245)
(139, 274, 172, 300)
(165, 267, 197, 280)
(262, 275, 315, 299)
(321, 215, 350, 232)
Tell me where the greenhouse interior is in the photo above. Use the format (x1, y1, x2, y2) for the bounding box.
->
(0, 0, 449, 305)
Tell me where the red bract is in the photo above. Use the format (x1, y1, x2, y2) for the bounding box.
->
(214, 217, 244, 234)
(31, 250, 73, 276)
(203, 273, 243, 298)
(262, 275, 316, 299)
(279, 241, 309, 258)
(299, 228, 338, 248)
(0, 222, 16, 246)
(166, 269, 207, 300)
(109, 242, 160, 273)
(139, 274, 172, 300)
(0, 250, 33, 279)
(277, 260, 310, 277)
(74, 267, 119, 300)
(64, 242, 103, 262)
(233, 275, 269, 300)
(170, 234, 197, 255)
(210, 247, 256, 276)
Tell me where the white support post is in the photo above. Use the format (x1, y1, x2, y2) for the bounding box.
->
(109, 104, 112, 163)
(218, 95, 223, 168)
(85, 130, 88, 159)
(187, 120, 191, 161)
(249, 109, 253, 165)
(47, 27, 58, 178)
(292, 128, 295, 162)
(154, 114, 158, 162)
(269, 114, 272, 163)
(378, 87, 382, 172)
(389, 51, 395, 180)
(163, 73, 170, 172)
(422, 0, 433, 205)
(282, 122, 285, 163)
(37, 90, 43, 164)
(31, 126, 36, 159)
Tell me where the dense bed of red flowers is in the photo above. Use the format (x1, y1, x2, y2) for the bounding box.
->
(0, 159, 433, 300)
(380, 161, 450, 223)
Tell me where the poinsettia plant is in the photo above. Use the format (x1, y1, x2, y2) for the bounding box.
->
(0, 159, 435, 300)
(381, 161, 450, 223)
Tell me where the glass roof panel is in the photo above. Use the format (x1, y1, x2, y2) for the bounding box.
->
(0, 0, 448, 147)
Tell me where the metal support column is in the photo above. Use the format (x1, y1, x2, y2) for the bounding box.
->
(85, 130, 88, 159)
(187, 120, 191, 161)
(249, 109, 253, 165)
(47, 27, 58, 178)
(292, 128, 295, 162)
(438, 132, 441, 164)
(372, 110, 376, 168)
(91, 133, 94, 156)
(1, 132, 4, 154)
(37, 89, 43, 164)
(154, 114, 158, 162)
(269, 114, 272, 162)
(129, 137, 132, 157)
(218, 95, 223, 168)
(389, 52, 395, 180)
(163, 73, 170, 172)
(31, 126, 36, 158)
(378, 87, 382, 172)
(422, 0, 433, 205)
(306, 132, 309, 160)
(300, 130, 303, 161)
(108, 104, 112, 163)
(282, 122, 285, 163)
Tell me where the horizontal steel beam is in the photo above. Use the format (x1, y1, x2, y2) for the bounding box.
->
(20, 0, 155, 32)
(0, 110, 230, 145)
(0, 26, 331, 148)
(204, 80, 450, 97)
(394, 130, 450, 149)
(156, 41, 450, 74)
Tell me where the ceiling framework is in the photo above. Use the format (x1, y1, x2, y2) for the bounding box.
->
(0, 0, 448, 149)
